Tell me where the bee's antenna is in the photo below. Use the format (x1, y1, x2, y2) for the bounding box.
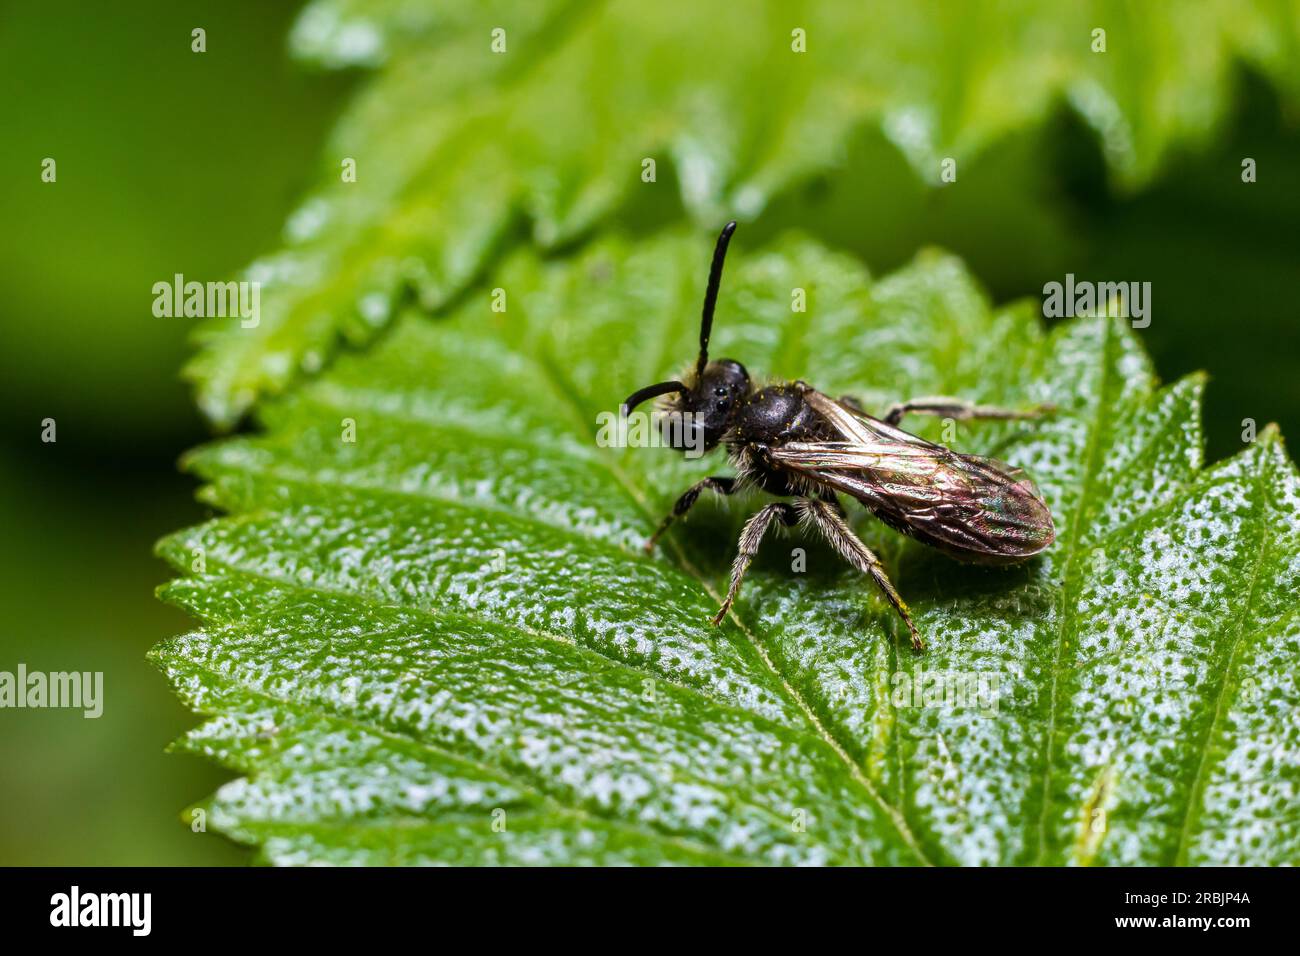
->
(695, 220, 738, 381)
(621, 380, 688, 416)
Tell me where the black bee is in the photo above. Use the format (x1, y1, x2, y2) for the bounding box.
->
(621, 222, 1055, 651)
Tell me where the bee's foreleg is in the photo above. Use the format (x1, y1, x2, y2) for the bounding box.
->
(882, 396, 1055, 427)
(801, 499, 925, 652)
(645, 476, 736, 552)
(710, 502, 799, 625)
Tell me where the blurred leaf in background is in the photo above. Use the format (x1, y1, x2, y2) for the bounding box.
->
(753, 67, 1300, 461)
(1072, 70, 1300, 461)
(182, 0, 1300, 428)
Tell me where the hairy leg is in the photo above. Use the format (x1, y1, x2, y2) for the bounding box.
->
(883, 396, 1054, 427)
(801, 499, 924, 651)
(710, 502, 799, 626)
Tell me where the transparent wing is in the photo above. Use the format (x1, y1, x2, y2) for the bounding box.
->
(770, 391, 1055, 563)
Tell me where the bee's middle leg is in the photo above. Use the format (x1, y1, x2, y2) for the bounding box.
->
(801, 499, 925, 652)
(645, 476, 736, 552)
(710, 502, 799, 626)
(882, 396, 1053, 427)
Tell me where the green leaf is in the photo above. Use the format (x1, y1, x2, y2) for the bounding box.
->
(185, 0, 1300, 426)
(156, 232, 1300, 865)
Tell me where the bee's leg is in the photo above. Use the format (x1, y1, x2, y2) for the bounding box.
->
(818, 488, 848, 518)
(645, 476, 736, 552)
(837, 394, 869, 415)
(710, 502, 800, 625)
(802, 499, 925, 652)
(883, 396, 1055, 427)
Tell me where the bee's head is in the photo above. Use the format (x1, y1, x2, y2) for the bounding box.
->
(621, 222, 748, 454)
(625, 358, 750, 453)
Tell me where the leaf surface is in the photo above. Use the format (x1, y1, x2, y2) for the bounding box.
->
(157, 233, 1300, 864)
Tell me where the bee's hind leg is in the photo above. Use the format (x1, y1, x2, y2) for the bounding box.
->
(711, 502, 799, 626)
(882, 396, 1054, 427)
(801, 498, 925, 652)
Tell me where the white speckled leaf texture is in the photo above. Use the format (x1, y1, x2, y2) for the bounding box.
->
(156, 232, 1300, 865)
(183, 0, 1300, 425)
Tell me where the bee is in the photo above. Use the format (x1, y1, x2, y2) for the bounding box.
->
(621, 222, 1055, 651)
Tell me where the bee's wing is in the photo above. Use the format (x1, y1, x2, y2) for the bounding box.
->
(770, 391, 1055, 563)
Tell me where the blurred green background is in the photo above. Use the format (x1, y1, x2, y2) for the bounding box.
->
(0, 0, 354, 865)
(0, 1, 1296, 864)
